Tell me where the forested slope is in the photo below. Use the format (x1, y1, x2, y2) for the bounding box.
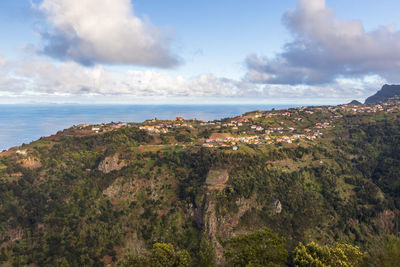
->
(1, 105, 400, 266)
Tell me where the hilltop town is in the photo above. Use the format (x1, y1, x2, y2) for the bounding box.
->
(26, 99, 400, 152)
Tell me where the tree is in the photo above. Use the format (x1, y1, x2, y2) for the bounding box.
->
(175, 249, 192, 267)
(363, 236, 400, 267)
(117, 243, 191, 267)
(223, 227, 288, 266)
(116, 252, 147, 267)
(199, 233, 217, 267)
(150, 243, 177, 267)
(60, 258, 71, 267)
(293, 241, 363, 267)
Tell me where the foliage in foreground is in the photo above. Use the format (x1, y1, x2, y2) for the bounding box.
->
(199, 233, 217, 267)
(362, 235, 400, 267)
(223, 227, 288, 266)
(116, 243, 191, 267)
(293, 241, 362, 267)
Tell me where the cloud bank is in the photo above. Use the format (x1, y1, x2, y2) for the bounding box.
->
(0, 57, 382, 101)
(0, 58, 253, 97)
(246, 0, 400, 85)
(36, 0, 179, 67)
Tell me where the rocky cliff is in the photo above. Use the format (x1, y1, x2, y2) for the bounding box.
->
(365, 84, 400, 104)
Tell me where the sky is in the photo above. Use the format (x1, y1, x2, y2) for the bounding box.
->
(0, 0, 399, 104)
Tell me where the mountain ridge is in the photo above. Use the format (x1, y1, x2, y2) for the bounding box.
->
(365, 84, 400, 104)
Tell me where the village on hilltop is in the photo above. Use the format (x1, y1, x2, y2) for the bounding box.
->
(35, 100, 400, 151)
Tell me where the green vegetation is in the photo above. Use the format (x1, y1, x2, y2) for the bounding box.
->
(1, 103, 400, 266)
(223, 227, 288, 266)
(116, 243, 191, 267)
(293, 242, 362, 267)
(199, 234, 216, 267)
(362, 236, 400, 267)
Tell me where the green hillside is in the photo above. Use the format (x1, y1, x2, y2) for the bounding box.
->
(1, 101, 400, 266)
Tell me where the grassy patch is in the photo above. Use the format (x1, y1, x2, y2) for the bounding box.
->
(237, 145, 256, 154)
(336, 176, 356, 201)
(30, 140, 56, 148)
(139, 144, 169, 153)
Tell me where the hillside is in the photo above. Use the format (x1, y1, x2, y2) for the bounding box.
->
(365, 84, 400, 104)
(1, 102, 400, 266)
(348, 100, 362, 105)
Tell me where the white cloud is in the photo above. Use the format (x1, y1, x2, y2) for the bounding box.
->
(0, 45, 385, 103)
(0, 57, 383, 103)
(35, 0, 179, 67)
(259, 75, 384, 99)
(0, 56, 5, 68)
(246, 0, 400, 85)
(0, 58, 255, 97)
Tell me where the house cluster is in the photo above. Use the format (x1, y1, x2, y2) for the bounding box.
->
(326, 101, 400, 115)
(192, 107, 336, 148)
(64, 100, 400, 150)
(376, 99, 400, 113)
(138, 117, 196, 133)
(203, 134, 259, 147)
(199, 130, 326, 149)
(50, 122, 129, 138)
(198, 101, 400, 149)
(339, 104, 384, 114)
(76, 122, 127, 132)
(201, 130, 325, 148)
(73, 117, 198, 135)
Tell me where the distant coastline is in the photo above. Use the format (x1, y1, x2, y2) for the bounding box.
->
(0, 104, 299, 151)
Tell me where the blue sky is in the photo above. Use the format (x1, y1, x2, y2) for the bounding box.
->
(0, 0, 399, 104)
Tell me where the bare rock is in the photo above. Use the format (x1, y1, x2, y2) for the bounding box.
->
(20, 157, 41, 170)
(272, 199, 282, 214)
(206, 169, 229, 191)
(98, 154, 126, 174)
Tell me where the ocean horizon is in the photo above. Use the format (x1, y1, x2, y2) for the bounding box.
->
(0, 104, 302, 151)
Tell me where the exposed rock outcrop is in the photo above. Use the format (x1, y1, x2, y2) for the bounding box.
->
(20, 157, 41, 170)
(272, 199, 282, 214)
(206, 169, 229, 191)
(203, 196, 223, 259)
(203, 168, 266, 262)
(203, 168, 230, 260)
(98, 154, 126, 173)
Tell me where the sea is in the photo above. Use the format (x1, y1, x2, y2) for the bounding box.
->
(0, 104, 299, 151)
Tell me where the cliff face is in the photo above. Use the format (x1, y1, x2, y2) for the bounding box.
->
(202, 168, 284, 263)
(365, 84, 400, 104)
